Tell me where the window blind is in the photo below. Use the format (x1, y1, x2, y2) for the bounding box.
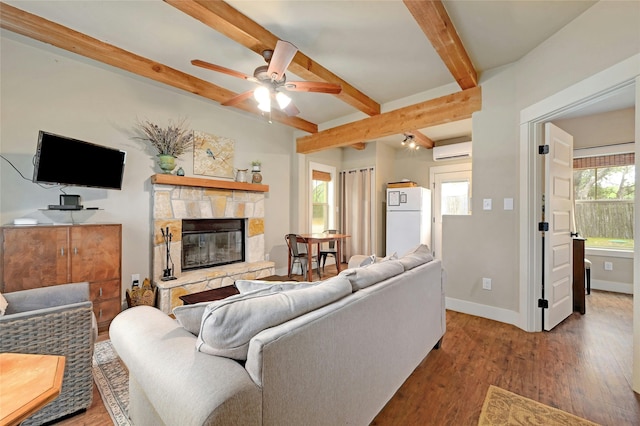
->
(573, 153, 634, 169)
(312, 170, 332, 182)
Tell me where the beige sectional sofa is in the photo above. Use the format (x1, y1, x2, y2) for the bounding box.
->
(110, 245, 445, 426)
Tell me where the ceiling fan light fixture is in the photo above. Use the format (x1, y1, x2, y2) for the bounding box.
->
(257, 100, 271, 112)
(276, 91, 292, 109)
(254, 86, 270, 104)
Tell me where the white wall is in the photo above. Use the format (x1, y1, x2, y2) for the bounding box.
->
(440, 1, 639, 323)
(0, 34, 295, 295)
(555, 107, 635, 148)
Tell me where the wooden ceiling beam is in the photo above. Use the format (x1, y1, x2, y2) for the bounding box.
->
(403, 0, 478, 90)
(0, 3, 317, 133)
(297, 87, 481, 154)
(164, 0, 381, 116)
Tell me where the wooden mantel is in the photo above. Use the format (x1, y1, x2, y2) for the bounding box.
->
(151, 174, 269, 192)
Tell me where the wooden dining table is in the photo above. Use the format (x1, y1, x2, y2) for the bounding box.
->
(296, 233, 350, 281)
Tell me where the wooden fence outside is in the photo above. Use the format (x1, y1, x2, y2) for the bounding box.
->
(575, 200, 634, 239)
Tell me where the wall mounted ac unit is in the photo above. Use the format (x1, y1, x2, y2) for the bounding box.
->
(432, 141, 472, 161)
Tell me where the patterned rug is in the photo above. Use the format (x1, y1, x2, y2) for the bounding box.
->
(92, 340, 131, 426)
(478, 385, 599, 425)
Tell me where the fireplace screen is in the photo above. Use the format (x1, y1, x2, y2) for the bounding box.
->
(182, 219, 245, 271)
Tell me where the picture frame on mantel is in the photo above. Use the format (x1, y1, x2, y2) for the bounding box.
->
(193, 130, 235, 178)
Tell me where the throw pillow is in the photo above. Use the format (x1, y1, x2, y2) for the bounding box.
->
(235, 279, 315, 294)
(0, 292, 7, 316)
(398, 244, 434, 270)
(173, 286, 278, 336)
(196, 275, 352, 361)
(359, 254, 376, 267)
(339, 259, 404, 291)
(173, 301, 210, 335)
(380, 252, 398, 262)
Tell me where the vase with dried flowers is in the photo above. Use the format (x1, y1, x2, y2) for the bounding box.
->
(136, 118, 194, 174)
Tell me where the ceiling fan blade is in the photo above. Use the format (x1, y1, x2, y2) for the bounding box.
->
(266, 40, 298, 81)
(284, 81, 342, 94)
(221, 90, 255, 107)
(191, 59, 255, 81)
(281, 101, 300, 117)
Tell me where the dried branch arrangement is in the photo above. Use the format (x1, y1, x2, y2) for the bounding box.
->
(136, 118, 194, 157)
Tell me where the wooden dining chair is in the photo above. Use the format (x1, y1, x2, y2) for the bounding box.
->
(319, 229, 338, 272)
(285, 234, 321, 278)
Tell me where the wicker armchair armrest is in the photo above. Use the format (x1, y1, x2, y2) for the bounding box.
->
(3, 282, 90, 315)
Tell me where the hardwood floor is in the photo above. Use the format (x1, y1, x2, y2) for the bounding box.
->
(53, 265, 639, 425)
(373, 290, 639, 426)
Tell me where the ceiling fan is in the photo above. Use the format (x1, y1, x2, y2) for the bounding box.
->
(192, 40, 342, 117)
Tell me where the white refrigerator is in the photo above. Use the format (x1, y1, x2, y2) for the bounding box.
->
(386, 187, 431, 257)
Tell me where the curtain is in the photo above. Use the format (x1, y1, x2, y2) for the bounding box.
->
(339, 167, 375, 261)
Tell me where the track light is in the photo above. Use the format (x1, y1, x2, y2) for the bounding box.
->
(401, 134, 419, 150)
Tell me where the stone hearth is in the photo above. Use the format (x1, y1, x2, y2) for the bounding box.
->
(151, 175, 274, 313)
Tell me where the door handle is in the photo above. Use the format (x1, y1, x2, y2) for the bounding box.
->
(570, 232, 579, 238)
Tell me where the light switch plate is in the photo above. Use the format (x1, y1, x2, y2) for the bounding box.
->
(504, 198, 514, 210)
(483, 199, 492, 210)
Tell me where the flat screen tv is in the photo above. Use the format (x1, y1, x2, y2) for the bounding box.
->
(33, 131, 126, 190)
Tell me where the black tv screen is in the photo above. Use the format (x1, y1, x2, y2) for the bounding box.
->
(33, 131, 126, 190)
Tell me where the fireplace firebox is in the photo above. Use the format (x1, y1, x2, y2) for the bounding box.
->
(181, 219, 245, 271)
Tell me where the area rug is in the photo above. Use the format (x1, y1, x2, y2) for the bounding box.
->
(92, 340, 131, 426)
(478, 385, 599, 426)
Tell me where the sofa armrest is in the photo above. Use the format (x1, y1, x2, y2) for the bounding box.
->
(110, 306, 261, 426)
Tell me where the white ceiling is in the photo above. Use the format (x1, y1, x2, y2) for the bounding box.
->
(4, 0, 628, 146)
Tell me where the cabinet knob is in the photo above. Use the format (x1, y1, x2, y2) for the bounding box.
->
(73, 247, 78, 255)
(60, 247, 65, 256)
(99, 287, 103, 297)
(99, 309, 103, 319)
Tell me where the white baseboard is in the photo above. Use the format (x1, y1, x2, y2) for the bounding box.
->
(591, 279, 633, 294)
(445, 297, 520, 327)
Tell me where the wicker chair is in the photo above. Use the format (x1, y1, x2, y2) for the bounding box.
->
(0, 282, 96, 425)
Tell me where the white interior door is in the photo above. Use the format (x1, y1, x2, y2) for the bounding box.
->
(431, 166, 472, 259)
(543, 122, 575, 331)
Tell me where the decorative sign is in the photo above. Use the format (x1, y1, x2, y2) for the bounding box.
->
(193, 131, 234, 178)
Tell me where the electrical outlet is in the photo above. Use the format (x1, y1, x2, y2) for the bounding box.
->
(131, 273, 140, 286)
(482, 277, 492, 290)
(483, 199, 492, 210)
(604, 261, 613, 271)
(265, 253, 270, 261)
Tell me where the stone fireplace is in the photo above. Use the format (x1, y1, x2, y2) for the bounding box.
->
(151, 174, 274, 313)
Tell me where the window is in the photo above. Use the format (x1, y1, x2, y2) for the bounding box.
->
(573, 153, 635, 250)
(310, 165, 334, 234)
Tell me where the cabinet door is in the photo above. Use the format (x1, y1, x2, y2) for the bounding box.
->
(2, 227, 70, 292)
(70, 225, 121, 282)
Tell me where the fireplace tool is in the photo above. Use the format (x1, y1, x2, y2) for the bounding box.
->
(160, 226, 176, 281)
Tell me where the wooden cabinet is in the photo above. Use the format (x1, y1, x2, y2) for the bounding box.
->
(1, 224, 122, 331)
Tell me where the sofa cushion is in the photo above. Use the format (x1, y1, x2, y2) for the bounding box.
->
(339, 260, 404, 291)
(398, 244, 433, 270)
(235, 279, 317, 294)
(196, 275, 352, 361)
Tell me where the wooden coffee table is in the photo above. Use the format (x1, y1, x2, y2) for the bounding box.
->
(0, 353, 65, 426)
(179, 275, 297, 305)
